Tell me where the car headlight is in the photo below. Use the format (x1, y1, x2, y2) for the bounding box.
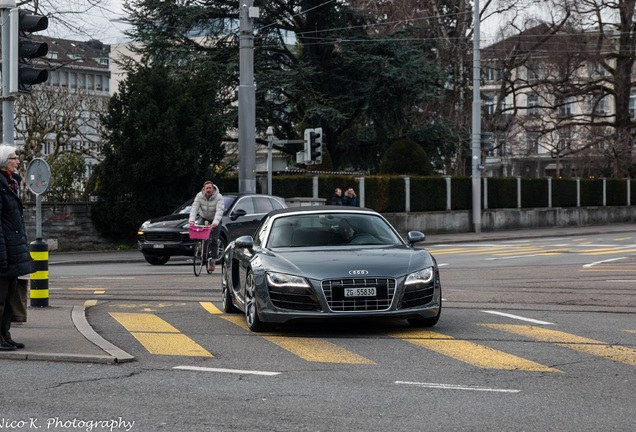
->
(266, 272, 310, 288)
(405, 267, 434, 285)
(140, 220, 151, 229)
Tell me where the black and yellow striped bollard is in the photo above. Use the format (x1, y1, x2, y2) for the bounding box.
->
(30, 238, 49, 307)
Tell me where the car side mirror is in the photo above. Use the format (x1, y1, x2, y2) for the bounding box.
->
(235, 235, 254, 250)
(231, 209, 247, 221)
(407, 231, 425, 245)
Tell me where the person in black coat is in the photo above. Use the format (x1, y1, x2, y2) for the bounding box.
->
(0, 145, 32, 350)
(342, 187, 359, 207)
(331, 188, 343, 205)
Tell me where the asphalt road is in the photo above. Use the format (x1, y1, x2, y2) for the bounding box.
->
(3, 232, 636, 431)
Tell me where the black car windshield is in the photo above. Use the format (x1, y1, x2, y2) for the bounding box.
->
(267, 213, 402, 248)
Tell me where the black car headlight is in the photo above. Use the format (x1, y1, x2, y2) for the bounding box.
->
(140, 220, 151, 230)
(405, 267, 434, 285)
(266, 272, 310, 289)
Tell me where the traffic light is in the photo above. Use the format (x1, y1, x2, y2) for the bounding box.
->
(305, 127, 323, 164)
(480, 132, 495, 150)
(9, 8, 49, 94)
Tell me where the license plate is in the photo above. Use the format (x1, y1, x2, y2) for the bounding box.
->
(153, 244, 165, 249)
(344, 287, 376, 297)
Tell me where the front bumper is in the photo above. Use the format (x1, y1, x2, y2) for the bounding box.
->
(255, 273, 441, 324)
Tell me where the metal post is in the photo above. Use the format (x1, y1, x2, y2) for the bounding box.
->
(238, 1, 256, 193)
(471, 0, 482, 232)
(30, 237, 49, 307)
(266, 127, 273, 195)
(2, 4, 16, 145)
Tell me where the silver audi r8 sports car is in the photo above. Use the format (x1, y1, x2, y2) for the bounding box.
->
(221, 206, 441, 332)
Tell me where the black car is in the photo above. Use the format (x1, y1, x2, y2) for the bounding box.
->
(137, 193, 287, 265)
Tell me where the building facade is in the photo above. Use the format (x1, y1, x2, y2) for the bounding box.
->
(480, 24, 635, 179)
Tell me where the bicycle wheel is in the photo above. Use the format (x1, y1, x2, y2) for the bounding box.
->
(193, 239, 204, 276)
(204, 239, 212, 274)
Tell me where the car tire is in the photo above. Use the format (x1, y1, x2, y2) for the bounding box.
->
(244, 270, 275, 332)
(221, 262, 239, 313)
(408, 301, 442, 328)
(215, 236, 227, 264)
(144, 255, 170, 265)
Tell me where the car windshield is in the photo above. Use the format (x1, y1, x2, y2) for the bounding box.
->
(266, 213, 402, 248)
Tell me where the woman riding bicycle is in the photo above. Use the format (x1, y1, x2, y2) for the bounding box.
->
(189, 181, 224, 271)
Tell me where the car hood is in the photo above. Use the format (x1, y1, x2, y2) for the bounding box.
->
(142, 214, 188, 229)
(260, 246, 434, 279)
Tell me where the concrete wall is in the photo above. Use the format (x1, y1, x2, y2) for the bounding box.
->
(23, 203, 117, 250)
(22, 202, 636, 251)
(384, 206, 636, 234)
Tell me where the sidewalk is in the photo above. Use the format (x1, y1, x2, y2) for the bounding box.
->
(2, 223, 636, 364)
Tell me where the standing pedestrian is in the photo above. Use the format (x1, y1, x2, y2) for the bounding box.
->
(331, 188, 343, 205)
(0, 145, 32, 350)
(188, 181, 224, 272)
(342, 187, 359, 207)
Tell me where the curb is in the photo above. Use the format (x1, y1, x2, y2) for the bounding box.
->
(0, 306, 135, 364)
(72, 305, 135, 364)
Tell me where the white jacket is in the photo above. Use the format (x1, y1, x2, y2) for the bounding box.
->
(189, 185, 224, 225)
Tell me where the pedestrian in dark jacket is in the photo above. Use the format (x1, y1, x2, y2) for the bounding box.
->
(331, 188, 343, 205)
(0, 145, 32, 350)
(343, 187, 359, 207)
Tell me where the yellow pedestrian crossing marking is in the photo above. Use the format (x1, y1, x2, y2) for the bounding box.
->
(110, 312, 213, 357)
(200, 302, 223, 314)
(386, 328, 560, 372)
(220, 316, 375, 364)
(481, 324, 636, 367)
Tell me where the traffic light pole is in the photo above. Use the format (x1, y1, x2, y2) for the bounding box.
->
(1, 5, 15, 145)
(471, 0, 482, 233)
(238, 1, 257, 193)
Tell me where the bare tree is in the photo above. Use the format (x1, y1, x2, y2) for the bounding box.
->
(484, 0, 636, 178)
(14, 86, 108, 164)
(19, 0, 119, 41)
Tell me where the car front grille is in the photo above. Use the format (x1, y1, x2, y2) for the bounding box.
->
(142, 232, 184, 242)
(268, 287, 321, 311)
(322, 278, 396, 312)
(400, 285, 435, 308)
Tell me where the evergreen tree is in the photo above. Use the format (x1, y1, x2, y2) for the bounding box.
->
(91, 63, 224, 240)
(380, 139, 433, 176)
(123, 0, 446, 170)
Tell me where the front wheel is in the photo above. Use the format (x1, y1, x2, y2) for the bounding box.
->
(222, 263, 239, 313)
(193, 240, 204, 276)
(244, 270, 274, 332)
(215, 236, 227, 264)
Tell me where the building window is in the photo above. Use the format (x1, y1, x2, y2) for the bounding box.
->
(484, 67, 502, 82)
(630, 91, 636, 118)
(557, 129, 572, 151)
(558, 97, 574, 117)
(526, 64, 541, 80)
(527, 132, 540, 154)
(591, 94, 608, 115)
(527, 94, 539, 116)
(484, 96, 496, 115)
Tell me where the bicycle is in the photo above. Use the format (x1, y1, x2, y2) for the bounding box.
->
(189, 224, 213, 276)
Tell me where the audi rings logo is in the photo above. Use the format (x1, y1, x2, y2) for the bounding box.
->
(349, 270, 369, 275)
